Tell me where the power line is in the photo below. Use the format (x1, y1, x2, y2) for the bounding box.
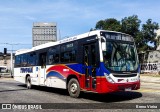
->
(0, 43, 31, 45)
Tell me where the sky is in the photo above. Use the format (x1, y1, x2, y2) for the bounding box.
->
(0, 0, 160, 52)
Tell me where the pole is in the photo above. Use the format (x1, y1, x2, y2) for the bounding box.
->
(10, 45, 13, 78)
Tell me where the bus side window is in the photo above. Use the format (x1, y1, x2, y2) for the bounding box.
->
(28, 53, 37, 66)
(15, 55, 21, 67)
(39, 53, 47, 68)
(21, 54, 28, 67)
(47, 46, 59, 64)
(91, 44, 96, 67)
(60, 42, 77, 63)
(55, 54, 59, 63)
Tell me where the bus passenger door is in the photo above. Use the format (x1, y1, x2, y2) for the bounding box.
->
(83, 43, 97, 91)
(39, 52, 47, 85)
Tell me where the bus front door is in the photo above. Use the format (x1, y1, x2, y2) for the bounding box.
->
(39, 52, 47, 85)
(83, 43, 97, 91)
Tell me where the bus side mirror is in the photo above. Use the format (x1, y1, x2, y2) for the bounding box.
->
(102, 42, 106, 51)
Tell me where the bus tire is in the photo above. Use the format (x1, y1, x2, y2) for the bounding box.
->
(26, 76, 31, 89)
(68, 78, 80, 98)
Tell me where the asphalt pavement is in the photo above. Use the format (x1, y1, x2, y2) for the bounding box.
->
(1, 73, 160, 88)
(0, 74, 160, 111)
(1, 74, 160, 84)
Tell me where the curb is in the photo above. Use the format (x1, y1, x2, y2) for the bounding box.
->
(0, 73, 13, 78)
(0, 76, 13, 78)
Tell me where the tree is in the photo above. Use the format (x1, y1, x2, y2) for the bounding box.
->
(141, 19, 159, 50)
(95, 20, 105, 30)
(134, 32, 145, 52)
(121, 15, 141, 37)
(94, 15, 159, 53)
(95, 18, 121, 32)
(157, 35, 160, 47)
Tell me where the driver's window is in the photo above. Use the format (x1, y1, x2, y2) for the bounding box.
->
(103, 42, 113, 67)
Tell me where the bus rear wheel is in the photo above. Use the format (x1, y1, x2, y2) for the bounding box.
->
(26, 76, 31, 89)
(68, 78, 80, 98)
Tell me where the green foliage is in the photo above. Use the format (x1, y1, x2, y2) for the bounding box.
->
(94, 15, 159, 53)
(157, 35, 160, 47)
(121, 15, 141, 37)
(142, 19, 159, 48)
(96, 18, 121, 32)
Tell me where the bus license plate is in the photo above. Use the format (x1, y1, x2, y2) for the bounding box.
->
(125, 88, 131, 91)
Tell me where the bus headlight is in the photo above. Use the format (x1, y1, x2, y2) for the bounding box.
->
(104, 73, 114, 83)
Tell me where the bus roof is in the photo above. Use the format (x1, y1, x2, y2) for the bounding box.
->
(15, 30, 131, 55)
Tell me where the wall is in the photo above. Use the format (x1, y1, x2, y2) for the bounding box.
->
(139, 50, 160, 74)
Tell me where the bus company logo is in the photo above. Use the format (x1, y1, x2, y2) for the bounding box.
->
(20, 67, 33, 73)
(126, 79, 129, 82)
(118, 79, 124, 82)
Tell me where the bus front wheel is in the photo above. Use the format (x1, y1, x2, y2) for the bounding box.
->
(68, 78, 80, 98)
(26, 76, 31, 89)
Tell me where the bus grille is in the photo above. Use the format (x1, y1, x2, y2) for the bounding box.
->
(113, 73, 137, 77)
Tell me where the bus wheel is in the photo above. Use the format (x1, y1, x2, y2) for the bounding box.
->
(68, 78, 80, 98)
(26, 76, 31, 89)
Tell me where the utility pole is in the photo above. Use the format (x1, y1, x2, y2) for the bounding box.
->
(7, 49, 15, 78)
(4, 43, 19, 78)
(0, 43, 31, 78)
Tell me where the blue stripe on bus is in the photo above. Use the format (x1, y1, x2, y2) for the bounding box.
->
(66, 64, 83, 74)
(66, 62, 111, 76)
(46, 71, 65, 79)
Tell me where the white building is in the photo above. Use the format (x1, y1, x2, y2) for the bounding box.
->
(0, 53, 15, 71)
(32, 22, 57, 47)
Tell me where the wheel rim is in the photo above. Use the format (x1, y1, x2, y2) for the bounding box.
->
(70, 83, 77, 94)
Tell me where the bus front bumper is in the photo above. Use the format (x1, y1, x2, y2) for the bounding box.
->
(98, 80, 140, 93)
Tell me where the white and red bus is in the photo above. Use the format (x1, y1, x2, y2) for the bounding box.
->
(14, 30, 140, 97)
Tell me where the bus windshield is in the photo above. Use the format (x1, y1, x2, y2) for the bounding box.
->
(103, 41, 138, 72)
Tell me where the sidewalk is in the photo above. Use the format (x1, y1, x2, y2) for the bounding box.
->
(0, 73, 12, 78)
(140, 75, 160, 84)
(0, 77, 14, 80)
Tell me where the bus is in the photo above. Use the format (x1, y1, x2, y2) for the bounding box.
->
(14, 30, 140, 98)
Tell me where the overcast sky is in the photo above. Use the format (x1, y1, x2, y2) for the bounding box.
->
(0, 0, 160, 52)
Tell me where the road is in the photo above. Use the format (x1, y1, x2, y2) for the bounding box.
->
(0, 78, 160, 112)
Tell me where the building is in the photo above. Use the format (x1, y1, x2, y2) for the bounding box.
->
(138, 29, 160, 74)
(0, 52, 15, 71)
(32, 22, 57, 47)
(139, 50, 160, 74)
